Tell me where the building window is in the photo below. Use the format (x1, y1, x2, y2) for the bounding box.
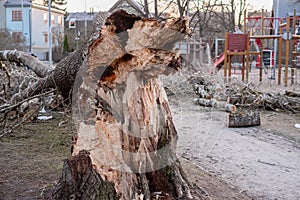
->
(12, 32, 23, 42)
(58, 16, 62, 26)
(52, 34, 55, 44)
(12, 10, 22, 21)
(51, 15, 55, 24)
(69, 18, 76, 28)
(44, 13, 48, 24)
(44, 32, 48, 43)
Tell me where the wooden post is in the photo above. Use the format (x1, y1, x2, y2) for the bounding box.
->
(244, 11, 249, 82)
(292, 53, 295, 84)
(293, 9, 297, 35)
(259, 9, 265, 82)
(291, 9, 297, 85)
(243, 9, 247, 33)
(278, 20, 283, 84)
(224, 32, 228, 79)
(242, 55, 245, 81)
(246, 32, 250, 82)
(285, 17, 290, 87)
(242, 9, 250, 82)
(228, 55, 232, 81)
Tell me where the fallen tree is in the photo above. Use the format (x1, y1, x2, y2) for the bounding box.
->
(1, 10, 193, 199)
(0, 12, 111, 133)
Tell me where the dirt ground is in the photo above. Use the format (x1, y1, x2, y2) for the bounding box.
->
(164, 69, 300, 200)
(0, 68, 300, 200)
(0, 110, 252, 200)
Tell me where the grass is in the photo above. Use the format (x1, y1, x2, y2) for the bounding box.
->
(0, 112, 75, 199)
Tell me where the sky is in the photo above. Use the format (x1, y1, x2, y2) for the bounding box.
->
(66, 0, 273, 13)
(66, 0, 118, 12)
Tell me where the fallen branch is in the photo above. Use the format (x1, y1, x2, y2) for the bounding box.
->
(0, 89, 56, 113)
(0, 102, 41, 138)
(0, 50, 52, 78)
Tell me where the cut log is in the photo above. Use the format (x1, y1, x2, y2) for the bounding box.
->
(227, 110, 261, 127)
(53, 10, 192, 200)
(194, 98, 237, 113)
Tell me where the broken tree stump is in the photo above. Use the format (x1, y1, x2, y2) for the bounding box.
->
(53, 10, 192, 200)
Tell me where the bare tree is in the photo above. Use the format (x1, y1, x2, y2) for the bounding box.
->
(176, 0, 185, 17)
(212, 0, 248, 32)
(154, 0, 158, 17)
(140, 0, 189, 18)
(189, 0, 217, 38)
(144, 0, 150, 16)
(236, 0, 247, 29)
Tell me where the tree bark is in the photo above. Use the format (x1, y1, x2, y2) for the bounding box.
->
(8, 38, 94, 103)
(52, 10, 192, 199)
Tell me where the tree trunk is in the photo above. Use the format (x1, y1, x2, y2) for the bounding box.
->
(53, 10, 192, 199)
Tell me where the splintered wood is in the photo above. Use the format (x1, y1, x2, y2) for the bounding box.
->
(54, 10, 192, 200)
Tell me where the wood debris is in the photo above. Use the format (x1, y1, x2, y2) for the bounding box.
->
(189, 74, 300, 127)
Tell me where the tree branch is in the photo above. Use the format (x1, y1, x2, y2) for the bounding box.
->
(0, 50, 53, 78)
(0, 89, 56, 113)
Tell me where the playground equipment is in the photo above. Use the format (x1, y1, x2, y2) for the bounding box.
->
(244, 9, 300, 86)
(214, 9, 300, 86)
(209, 52, 224, 74)
(223, 32, 250, 82)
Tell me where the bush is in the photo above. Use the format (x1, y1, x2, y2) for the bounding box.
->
(0, 29, 27, 51)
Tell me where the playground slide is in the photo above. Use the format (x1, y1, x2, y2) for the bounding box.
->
(208, 52, 225, 74)
(213, 52, 225, 69)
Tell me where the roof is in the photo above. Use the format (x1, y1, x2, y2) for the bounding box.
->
(65, 12, 98, 21)
(109, 0, 146, 16)
(4, 0, 32, 7)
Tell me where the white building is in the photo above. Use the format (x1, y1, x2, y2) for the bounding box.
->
(1, 0, 65, 61)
